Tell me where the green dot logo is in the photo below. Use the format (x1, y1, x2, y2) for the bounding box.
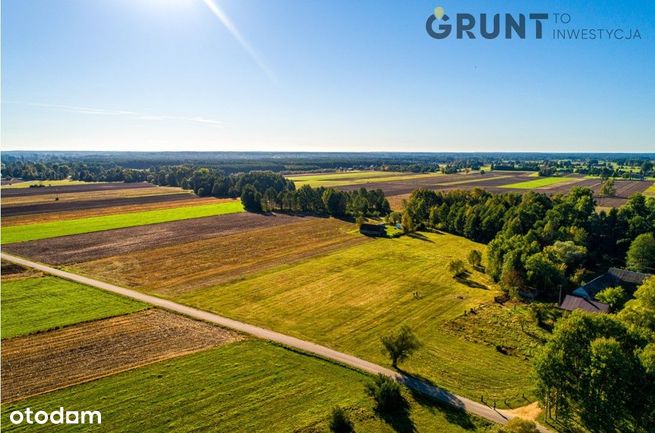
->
(434, 6, 445, 20)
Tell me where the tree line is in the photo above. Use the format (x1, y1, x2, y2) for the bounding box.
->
(242, 184, 390, 218)
(402, 187, 655, 299)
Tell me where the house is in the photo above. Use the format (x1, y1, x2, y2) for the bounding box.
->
(571, 267, 651, 300)
(559, 267, 651, 315)
(559, 295, 610, 314)
(359, 223, 386, 237)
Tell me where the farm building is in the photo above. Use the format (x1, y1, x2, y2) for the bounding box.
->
(559, 295, 609, 314)
(559, 267, 651, 315)
(359, 223, 386, 237)
(571, 267, 651, 299)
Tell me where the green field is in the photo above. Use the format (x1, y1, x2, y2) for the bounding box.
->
(1, 179, 100, 189)
(289, 171, 443, 188)
(1, 201, 244, 244)
(173, 232, 535, 406)
(645, 183, 655, 196)
(1, 276, 146, 339)
(1, 340, 493, 433)
(500, 177, 579, 189)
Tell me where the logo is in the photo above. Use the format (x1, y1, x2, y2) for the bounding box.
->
(426, 6, 642, 41)
(9, 407, 102, 426)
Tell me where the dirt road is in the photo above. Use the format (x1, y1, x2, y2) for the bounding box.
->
(1, 252, 553, 432)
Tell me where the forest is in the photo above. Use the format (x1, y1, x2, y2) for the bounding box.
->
(401, 188, 655, 298)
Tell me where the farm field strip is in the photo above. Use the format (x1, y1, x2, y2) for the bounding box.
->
(169, 233, 535, 405)
(1, 309, 241, 403)
(498, 177, 581, 189)
(0, 181, 155, 197)
(289, 171, 445, 187)
(0, 339, 493, 433)
(1, 179, 103, 189)
(1, 197, 226, 226)
(645, 183, 655, 196)
(1, 185, 187, 206)
(5, 212, 302, 265)
(434, 175, 515, 186)
(1, 200, 244, 244)
(1, 192, 197, 217)
(70, 218, 369, 294)
(1, 276, 146, 339)
(337, 172, 531, 195)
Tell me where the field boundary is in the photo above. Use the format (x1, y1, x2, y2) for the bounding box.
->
(0, 252, 552, 433)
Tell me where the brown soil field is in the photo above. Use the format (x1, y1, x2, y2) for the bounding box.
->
(387, 193, 411, 211)
(2, 197, 224, 226)
(2, 190, 194, 217)
(1, 309, 241, 403)
(338, 172, 531, 196)
(6, 212, 304, 265)
(1, 186, 187, 207)
(70, 217, 369, 295)
(1, 182, 154, 197)
(380, 177, 652, 209)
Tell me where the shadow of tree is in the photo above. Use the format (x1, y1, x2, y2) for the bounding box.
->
(407, 232, 434, 243)
(396, 370, 480, 430)
(377, 405, 416, 433)
(455, 274, 489, 290)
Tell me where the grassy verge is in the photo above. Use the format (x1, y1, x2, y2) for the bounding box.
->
(173, 232, 535, 406)
(1, 340, 493, 433)
(1, 201, 244, 244)
(500, 177, 579, 189)
(1, 276, 146, 339)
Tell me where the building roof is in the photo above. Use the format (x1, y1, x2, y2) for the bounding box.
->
(608, 267, 650, 285)
(559, 295, 610, 314)
(573, 267, 651, 299)
(359, 223, 386, 236)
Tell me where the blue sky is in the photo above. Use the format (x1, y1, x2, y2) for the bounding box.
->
(2, 0, 654, 152)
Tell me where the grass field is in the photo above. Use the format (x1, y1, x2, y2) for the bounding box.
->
(1, 340, 493, 432)
(1, 179, 100, 189)
(167, 232, 534, 407)
(1, 276, 146, 339)
(1, 200, 244, 244)
(499, 177, 580, 189)
(70, 218, 368, 294)
(289, 171, 443, 188)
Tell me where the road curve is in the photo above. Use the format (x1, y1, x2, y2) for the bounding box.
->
(1, 252, 552, 433)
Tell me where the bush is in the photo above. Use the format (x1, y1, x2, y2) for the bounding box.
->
(448, 259, 467, 277)
(494, 418, 538, 433)
(380, 325, 421, 367)
(596, 286, 628, 312)
(329, 406, 354, 433)
(467, 249, 483, 268)
(366, 375, 407, 414)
